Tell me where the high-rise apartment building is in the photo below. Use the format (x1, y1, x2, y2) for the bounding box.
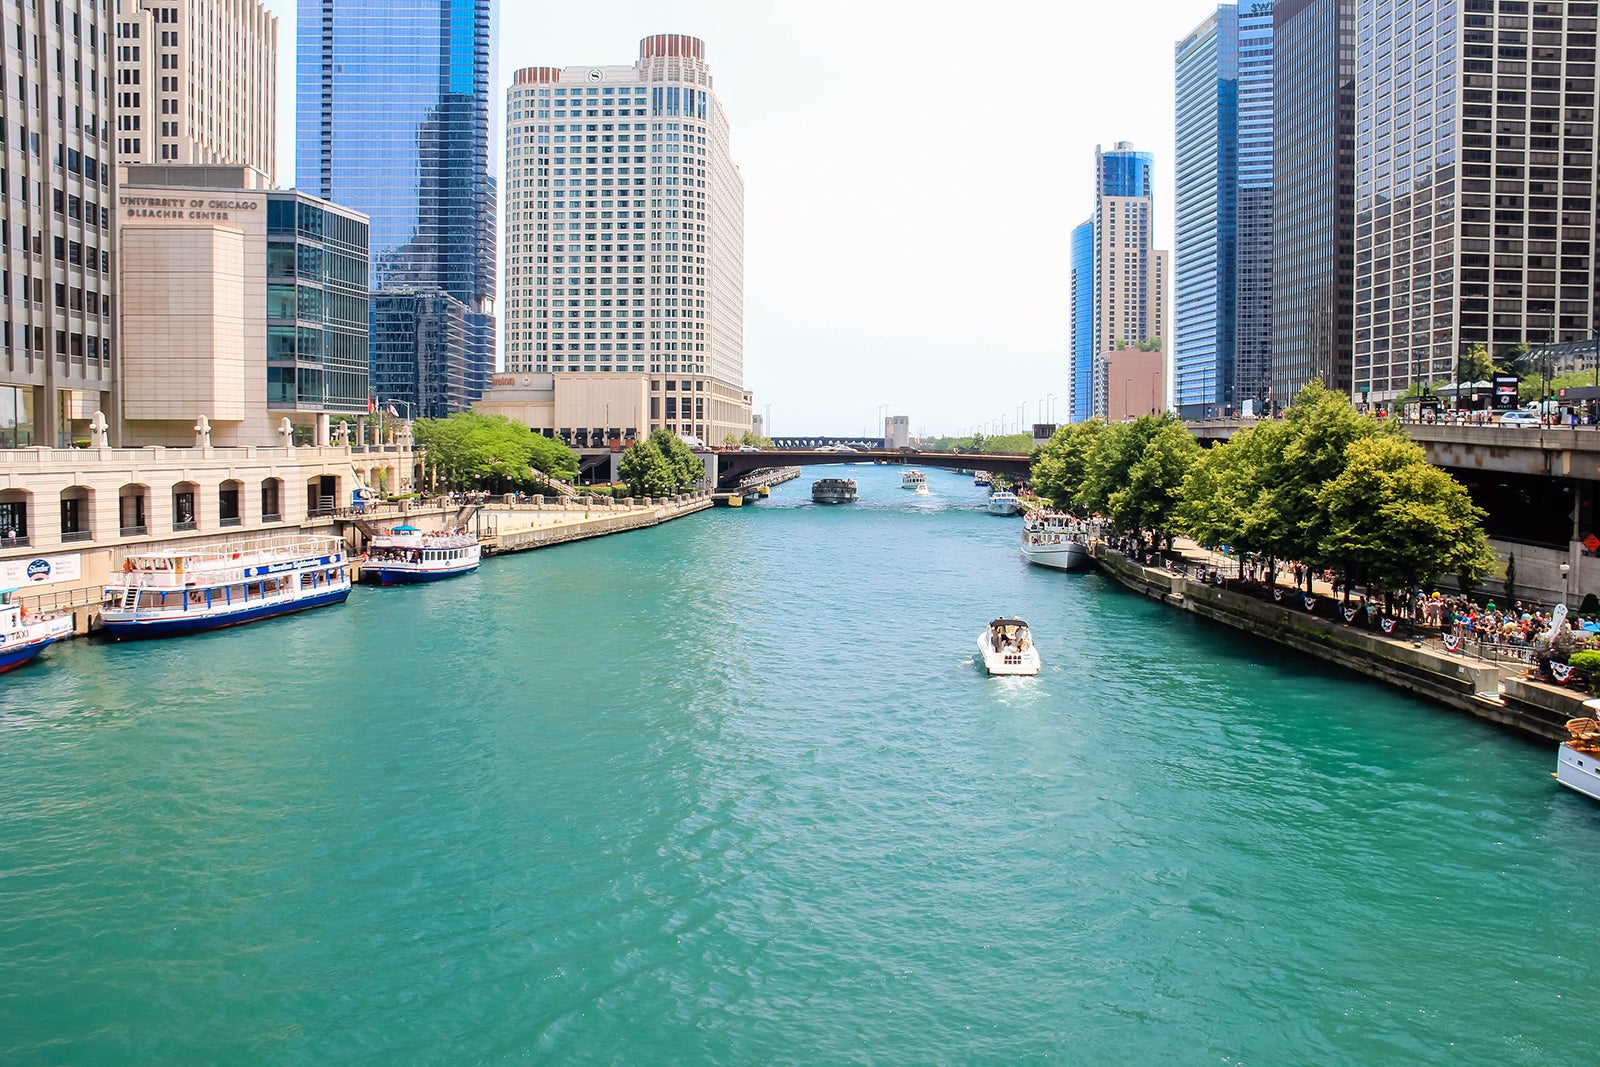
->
(1175, 7, 1239, 419)
(113, 0, 277, 183)
(1, 0, 117, 447)
(296, 0, 496, 414)
(1068, 218, 1093, 422)
(1271, 0, 1355, 404)
(502, 35, 750, 445)
(1355, 0, 1599, 403)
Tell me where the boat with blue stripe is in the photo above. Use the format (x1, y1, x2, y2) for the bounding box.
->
(362, 525, 481, 585)
(0, 588, 73, 673)
(101, 534, 351, 640)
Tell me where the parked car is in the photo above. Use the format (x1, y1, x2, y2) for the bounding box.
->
(1497, 410, 1540, 427)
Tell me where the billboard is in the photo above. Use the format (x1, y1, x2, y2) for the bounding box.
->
(0, 554, 82, 588)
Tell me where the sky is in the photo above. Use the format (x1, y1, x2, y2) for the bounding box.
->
(262, 0, 1225, 437)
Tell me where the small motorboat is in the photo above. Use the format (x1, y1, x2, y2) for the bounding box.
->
(978, 618, 1040, 676)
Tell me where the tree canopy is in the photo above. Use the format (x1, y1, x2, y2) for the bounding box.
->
(619, 430, 706, 496)
(412, 413, 578, 491)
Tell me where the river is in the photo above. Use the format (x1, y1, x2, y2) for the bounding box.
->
(1, 463, 1596, 1063)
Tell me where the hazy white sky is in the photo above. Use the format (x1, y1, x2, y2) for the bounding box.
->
(263, 0, 1224, 436)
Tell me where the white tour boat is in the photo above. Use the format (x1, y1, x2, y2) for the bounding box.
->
(0, 589, 73, 674)
(101, 534, 351, 639)
(978, 618, 1041, 676)
(1020, 510, 1091, 571)
(988, 490, 1022, 516)
(1556, 708, 1600, 802)
(901, 469, 927, 490)
(363, 525, 482, 585)
(811, 478, 859, 504)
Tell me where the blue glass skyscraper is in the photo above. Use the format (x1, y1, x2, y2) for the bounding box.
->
(296, 0, 496, 414)
(1069, 219, 1094, 423)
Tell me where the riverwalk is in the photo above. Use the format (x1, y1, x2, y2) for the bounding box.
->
(1089, 537, 1590, 742)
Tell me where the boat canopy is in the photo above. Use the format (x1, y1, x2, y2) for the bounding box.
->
(391, 525, 420, 532)
(989, 618, 1029, 628)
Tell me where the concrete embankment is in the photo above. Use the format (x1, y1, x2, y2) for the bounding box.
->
(1091, 544, 1584, 742)
(478, 495, 712, 555)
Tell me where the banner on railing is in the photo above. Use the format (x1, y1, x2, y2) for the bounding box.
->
(1304, 596, 1317, 612)
(1380, 617, 1396, 634)
(0, 554, 82, 588)
(1272, 589, 1283, 602)
(1343, 607, 1360, 623)
(1442, 633, 1462, 653)
(1551, 661, 1575, 684)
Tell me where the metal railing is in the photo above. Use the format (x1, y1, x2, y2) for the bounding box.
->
(119, 524, 148, 537)
(60, 529, 92, 543)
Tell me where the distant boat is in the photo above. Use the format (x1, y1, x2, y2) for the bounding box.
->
(0, 589, 73, 674)
(901, 469, 927, 490)
(978, 618, 1040, 676)
(363, 525, 482, 585)
(973, 471, 991, 487)
(988, 490, 1022, 516)
(101, 534, 351, 639)
(811, 478, 858, 504)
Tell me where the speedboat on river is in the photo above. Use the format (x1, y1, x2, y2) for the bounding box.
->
(979, 618, 1040, 676)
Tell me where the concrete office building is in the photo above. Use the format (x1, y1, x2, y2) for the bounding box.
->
(0, 0, 118, 448)
(1270, 0, 1355, 405)
(113, 0, 277, 183)
(885, 415, 910, 449)
(500, 35, 750, 447)
(297, 0, 497, 415)
(1355, 0, 1600, 403)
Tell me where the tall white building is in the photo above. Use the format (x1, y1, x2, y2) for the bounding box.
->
(113, 0, 277, 183)
(503, 34, 749, 446)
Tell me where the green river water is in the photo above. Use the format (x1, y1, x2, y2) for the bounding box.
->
(1, 464, 1596, 1064)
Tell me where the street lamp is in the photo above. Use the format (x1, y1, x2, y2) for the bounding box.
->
(1562, 561, 1572, 608)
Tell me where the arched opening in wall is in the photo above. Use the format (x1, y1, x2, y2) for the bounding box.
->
(0, 489, 33, 547)
(118, 483, 150, 537)
(218, 479, 243, 527)
(60, 485, 93, 542)
(171, 481, 199, 531)
(260, 478, 284, 523)
(306, 475, 337, 517)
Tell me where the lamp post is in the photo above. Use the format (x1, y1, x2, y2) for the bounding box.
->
(1562, 561, 1571, 609)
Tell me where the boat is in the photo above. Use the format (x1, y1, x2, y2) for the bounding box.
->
(973, 471, 991, 487)
(1556, 709, 1600, 801)
(1020, 510, 1091, 571)
(988, 490, 1022, 516)
(0, 589, 73, 673)
(978, 618, 1041, 676)
(901, 469, 927, 490)
(363, 525, 482, 585)
(811, 478, 858, 504)
(914, 483, 930, 496)
(101, 534, 351, 639)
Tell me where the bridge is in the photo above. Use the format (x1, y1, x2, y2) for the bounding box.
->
(711, 449, 1031, 490)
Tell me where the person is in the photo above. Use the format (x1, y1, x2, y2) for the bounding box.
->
(4, 526, 15, 544)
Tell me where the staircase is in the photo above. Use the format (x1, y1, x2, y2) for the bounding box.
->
(530, 468, 580, 500)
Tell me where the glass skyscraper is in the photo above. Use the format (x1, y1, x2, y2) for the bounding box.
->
(1069, 219, 1094, 422)
(296, 0, 496, 413)
(1234, 4, 1275, 412)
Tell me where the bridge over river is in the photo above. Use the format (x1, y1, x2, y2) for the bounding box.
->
(712, 449, 1031, 490)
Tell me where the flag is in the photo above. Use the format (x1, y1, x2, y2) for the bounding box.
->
(367, 396, 376, 415)
(387, 405, 400, 418)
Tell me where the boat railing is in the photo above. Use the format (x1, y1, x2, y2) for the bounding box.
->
(111, 533, 348, 578)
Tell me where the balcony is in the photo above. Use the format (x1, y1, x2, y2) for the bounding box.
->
(61, 530, 93, 543)
(118, 524, 148, 537)
(219, 516, 242, 528)
(172, 519, 197, 532)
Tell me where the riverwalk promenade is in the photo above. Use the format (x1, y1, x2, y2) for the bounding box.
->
(1090, 537, 1589, 742)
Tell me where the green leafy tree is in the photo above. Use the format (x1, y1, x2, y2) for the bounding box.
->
(1076, 416, 1162, 516)
(647, 429, 705, 492)
(412, 413, 578, 490)
(619, 438, 676, 496)
(1174, 419, 1290, 571)
(1317, 435, 1495, 594)
(1110, 418, 1200, 540)
(1457, 342, 1494, 384)
(1030, 419, 1105, 509)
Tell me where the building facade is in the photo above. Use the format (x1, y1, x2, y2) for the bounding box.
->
(1092, 144, 1169, 419)
(370, 289, 470, 420)
(1174, 6, 1239, 418)
(1271, 0, 1355, 405)
(1068, 218, 1094, 422)
(1, 0, 118, 448)
(1355, 0, 1600, 403)
(119, 165, 370, 447)
(113, 0, 277, 183)
(1234, 3, 1275, 413)
(296, 0, 496, 413)
(501, 35, 751, 446)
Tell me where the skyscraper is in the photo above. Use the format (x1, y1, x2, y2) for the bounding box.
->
(1271, 0, 1354, 405)
(1068, 218, 1094, 422)
(114, 0, 278, 183)
(296, 0, 496, 414)
(1174, 7, 1239, 419)
(1234, 4, 1274, 412)
(1354, 0, 1599, 404)
(502, 35, 750, 445)
(2, 0, 117, 448)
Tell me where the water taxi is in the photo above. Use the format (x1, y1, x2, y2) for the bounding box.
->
(1021, 510, 1091, 571)
(901, 469, 927, 490)
(1556, 709, 1600, 802)
(101, 534, 351, 639)
(979, 618, 1040, 676)
(0, 589, 73, 673)
(364, 525, 482, 585)
(811, 478, 859, 504)
(988, 490, 1022, 516)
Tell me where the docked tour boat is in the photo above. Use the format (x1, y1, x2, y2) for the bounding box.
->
(978, 618, 1040, 676)
(1020, 510, 1091, 571)
(363, 525, 481, 585)
(901, 469, 927, 490)
(973, 471, 991, 487)
(1556, 709, 1600, 802)
(812, 478, 858, 504)
(0, 589, 73, 674)
(988, 490, 1022, 516)
(101, 534, 351, 639)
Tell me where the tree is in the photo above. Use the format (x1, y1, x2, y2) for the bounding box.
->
(412, 413, 578, 490)
(1174, 418, 1290, 569)
(646, 429, 705, 492)
(1110, 418, 1200, 540)
(619, 438, 676, 496)
(1076, 416, 1162, 516)
(1030, 419, 1105, 509)
(1457, 342, 1494, 384)
(1317, 435, 1495, 594)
